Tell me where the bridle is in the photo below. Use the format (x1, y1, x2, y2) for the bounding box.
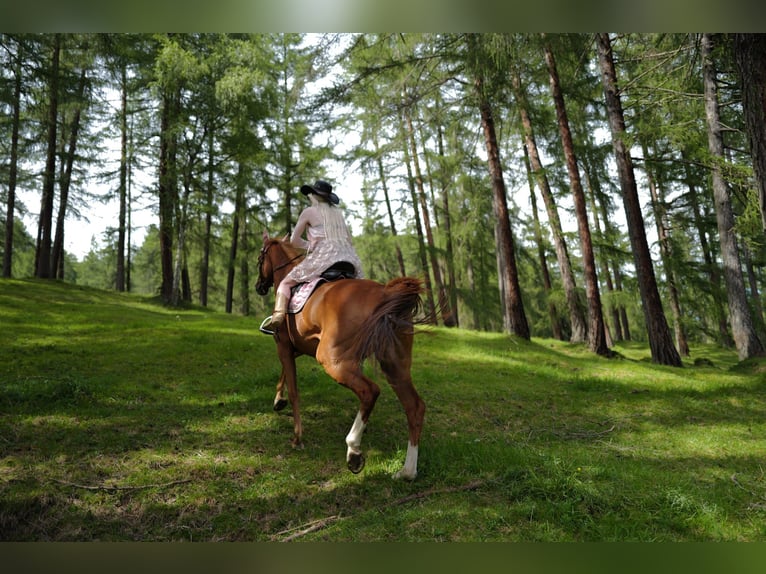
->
(255, 239, 304, 295)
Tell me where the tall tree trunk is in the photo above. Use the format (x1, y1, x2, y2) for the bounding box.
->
(436, 121, 459, 327)
(239, 206, 250, 316)
(171, 168, 192, 307)
(200, 126, 214, 307)
(523, 144, 563, 340)
(583, 165, 619, 344)
(126, 120, 133, 293)
(466, 254, 481, 330)
(404, 103, 452, 325)
(588, 157, 631, 341)
(733, 33, 766, 234)
(473, 64, 530, 339)
(683, 159, 730, 345)
(53, 68, 87, 280)
(116, 64, 128, 291)
(642, 145, 690, 357)
(596, 32, 682, 367)
(158, 85, 179, 303)
(543, 38, 609, 356)
(399, 108, 436, 322)
(742, 243, 766, 338)
(3, 37, 22, 278)
(226, 162, 245, 314)
(373, 132, 406, 277)
(513, 70, 586, 343)
(701, 33, 764, 360)
(35, 34, 61, 279)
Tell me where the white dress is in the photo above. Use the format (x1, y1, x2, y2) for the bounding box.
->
(284, 211, 364, 284)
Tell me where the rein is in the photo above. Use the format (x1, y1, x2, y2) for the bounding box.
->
(273, 251, 304, 272)
(257, 240, 305, 294)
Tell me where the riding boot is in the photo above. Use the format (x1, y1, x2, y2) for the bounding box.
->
(267, 292, 290, 329)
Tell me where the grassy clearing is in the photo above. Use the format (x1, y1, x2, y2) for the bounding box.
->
(1, 278, 765, 541)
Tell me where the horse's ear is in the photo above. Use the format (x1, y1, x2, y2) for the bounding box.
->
(262, 230, 269, 243)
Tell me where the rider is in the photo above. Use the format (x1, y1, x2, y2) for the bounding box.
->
(265, 180, 364, 329)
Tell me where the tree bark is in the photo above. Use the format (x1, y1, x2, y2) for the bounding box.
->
(733, 33, 766, 234)
(158, 85, 179, 303)
(35, 34, 61, 279)
(3, 37, 22, 278)
(543, 37, 610, 356)
(404, 103, 452, 325)
(375, 146, 406, 277)
(583, 165, 619, 344)
(742, 243, 766, 338)
(226, 162, 245, 314)
(399, 108, 436, 322)
(513, 69, 586, 343)
(474, 67, 530, 339)
(523, 144, 563, 340)
(200, 125, 214, 307)
(239, 212, 250, 316)
(116, 64, 128, 291)
(701, 33, 764, 360)
(53, 68, 87, 280)
(596, 32, 682, 367)
(642, 146, 689, 357)
(436, 120, 459, 327)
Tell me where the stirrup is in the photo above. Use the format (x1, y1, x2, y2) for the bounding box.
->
(259, 316, 275, 335)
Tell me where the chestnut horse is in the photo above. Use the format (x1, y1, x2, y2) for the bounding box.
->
(255, 232, 426, 480)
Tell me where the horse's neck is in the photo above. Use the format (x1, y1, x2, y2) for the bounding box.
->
(272, 242, 299, 287)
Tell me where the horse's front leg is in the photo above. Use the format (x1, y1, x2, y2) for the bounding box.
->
(276, 341, 302, 448)
(345, 410, 369, 474)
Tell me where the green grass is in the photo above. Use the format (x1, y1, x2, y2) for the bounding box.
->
(1, 278, 765, 541)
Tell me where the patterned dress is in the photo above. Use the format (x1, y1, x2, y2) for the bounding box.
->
(283, 207, 364, 285)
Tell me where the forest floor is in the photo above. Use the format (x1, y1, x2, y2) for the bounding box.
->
(1, 278, 765, 543)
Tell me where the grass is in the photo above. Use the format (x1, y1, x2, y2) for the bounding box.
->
(1, 278, 765, 541)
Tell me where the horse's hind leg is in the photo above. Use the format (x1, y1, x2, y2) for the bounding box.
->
(321, 359, 380, 474)
(381, 348, 425, 480)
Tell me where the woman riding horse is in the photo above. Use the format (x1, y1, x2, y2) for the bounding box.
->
(263, 180, 364, 330)
(255, 191, 426, 479)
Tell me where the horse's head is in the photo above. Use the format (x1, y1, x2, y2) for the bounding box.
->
(255, 231, 305, 296)
(255, 231, 276, 296)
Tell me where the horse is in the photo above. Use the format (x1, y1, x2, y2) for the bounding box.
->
(255, 232, 427, 480)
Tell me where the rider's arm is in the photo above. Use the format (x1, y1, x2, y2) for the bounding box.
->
(290, 206, 314, 249)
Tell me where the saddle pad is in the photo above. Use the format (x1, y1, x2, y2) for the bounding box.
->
(288, 278, 326, 314)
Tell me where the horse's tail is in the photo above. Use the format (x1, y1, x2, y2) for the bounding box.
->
(348, 277, 425, 365)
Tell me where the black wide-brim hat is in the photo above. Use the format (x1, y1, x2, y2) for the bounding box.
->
(300, 180, 340, 205)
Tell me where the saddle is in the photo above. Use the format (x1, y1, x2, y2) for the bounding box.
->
(260, 261, 356, 335)
(317, 260, 356, 282)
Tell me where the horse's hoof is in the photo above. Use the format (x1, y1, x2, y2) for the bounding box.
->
(393, 469, 417, 481)
(273, 398, 288, 411)
(347, 452, 366, 474)
(291, 439, 304, 450)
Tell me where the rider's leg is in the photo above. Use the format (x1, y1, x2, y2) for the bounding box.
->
(267, 281, 292, 328)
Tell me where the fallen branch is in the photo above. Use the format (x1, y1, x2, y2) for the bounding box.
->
(550, 424, 616, 440)
(386, 479, 485, 507)
(276, 515, 342, 542)
(52, 478, 192, 492)
(272, 479, 487, 542)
